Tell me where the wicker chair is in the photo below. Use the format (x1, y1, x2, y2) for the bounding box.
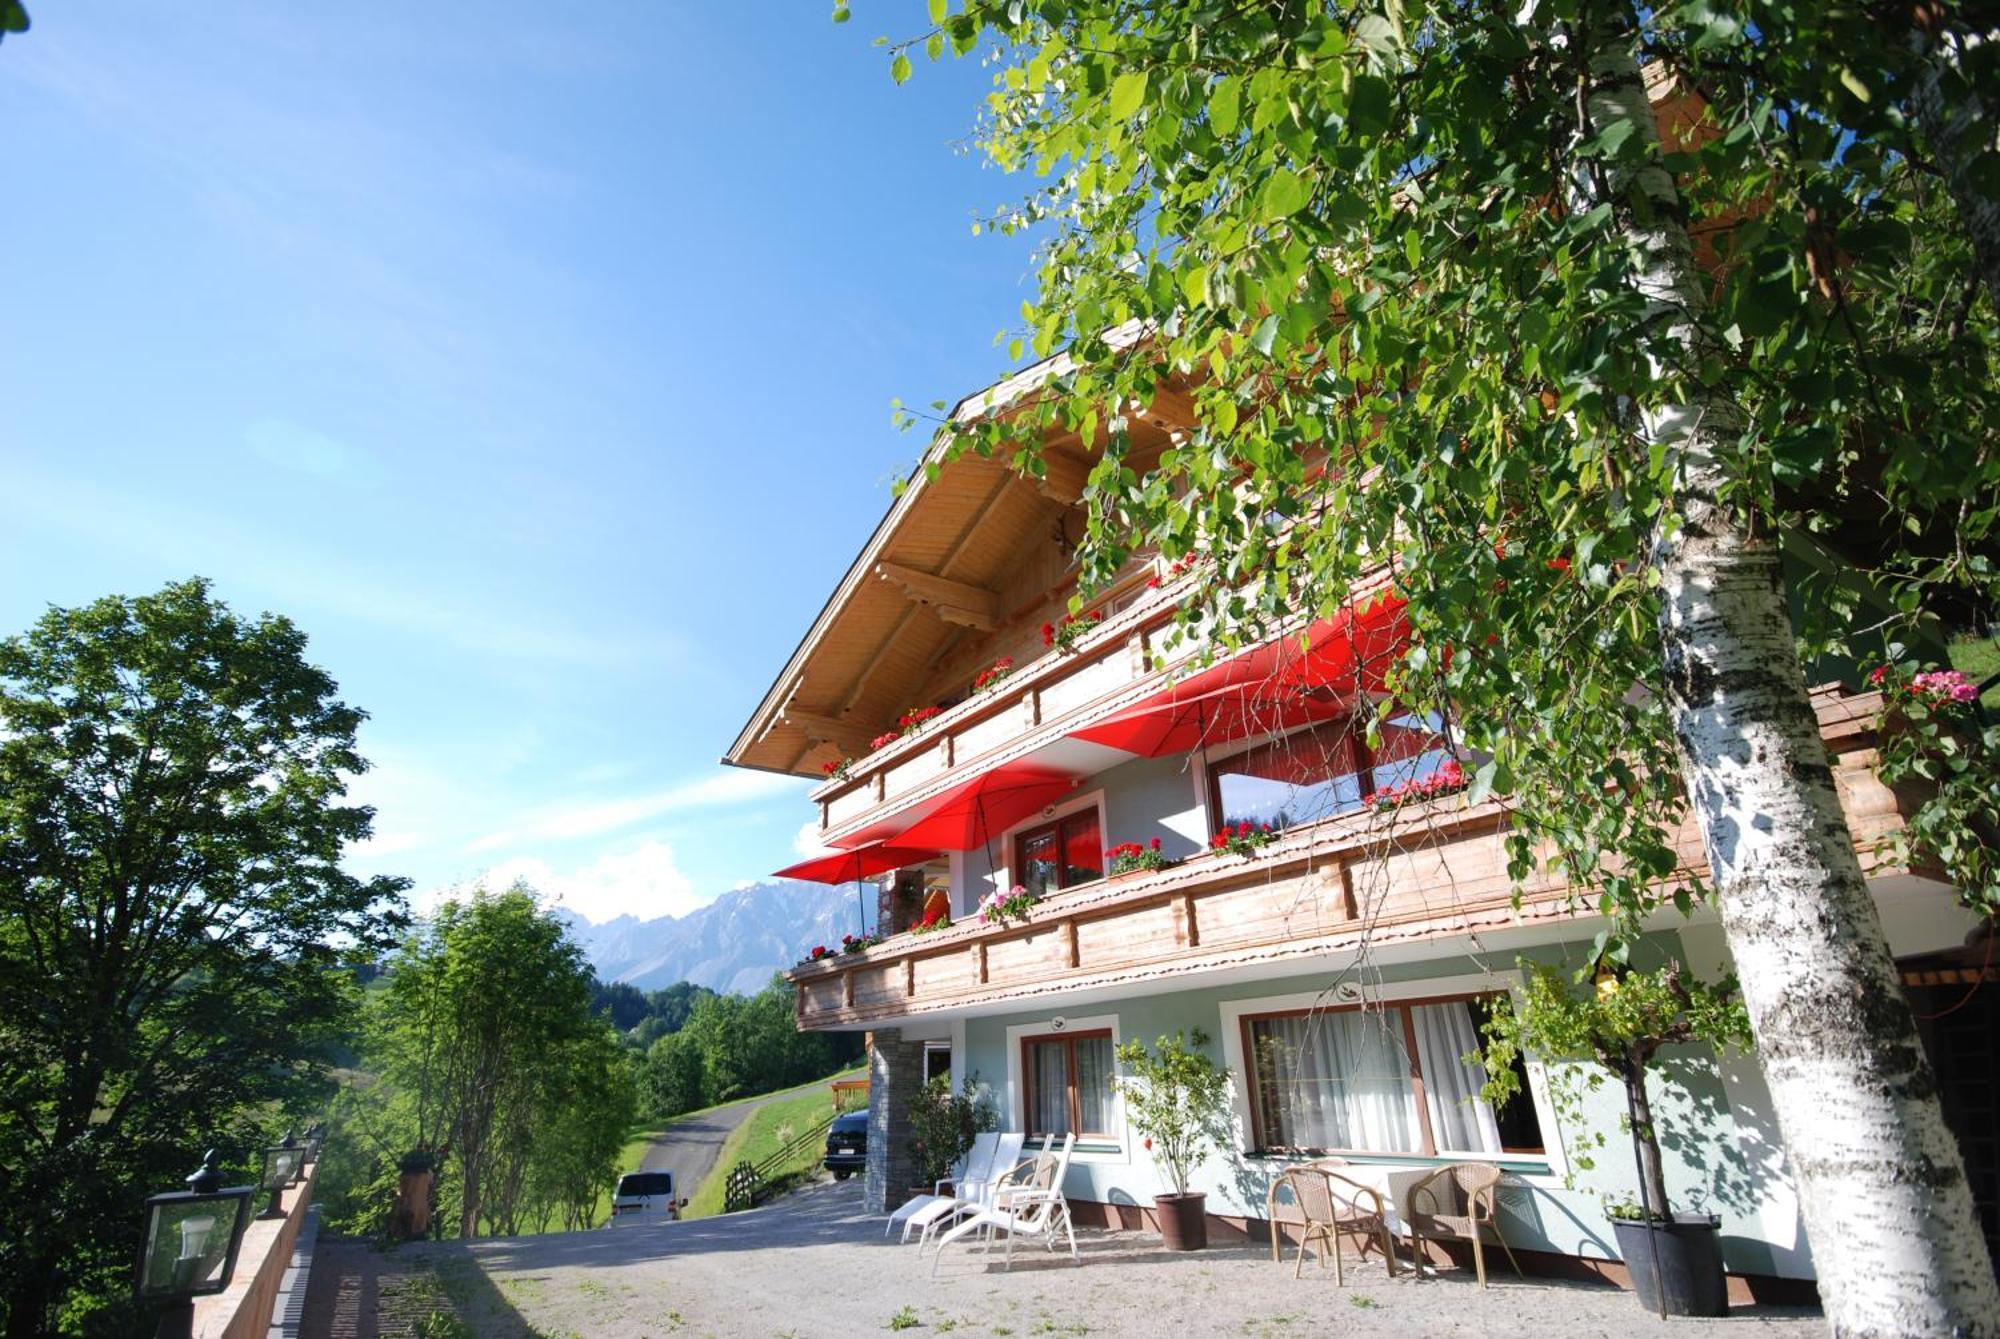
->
(1264, 1162, 1399, 1283)
(1404, 1162, 1522, 1288)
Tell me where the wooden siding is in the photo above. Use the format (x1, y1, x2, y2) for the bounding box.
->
(787, 690, 1918, 1030)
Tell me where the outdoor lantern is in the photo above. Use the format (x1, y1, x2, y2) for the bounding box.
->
(258, 1132, 303, 1218)
(136, 1150, 253, 1338)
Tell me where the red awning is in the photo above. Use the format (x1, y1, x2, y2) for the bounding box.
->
(837, 764, 1080, 853)
(773, 843, 941, 884)
(1068, 596, 1409, 759)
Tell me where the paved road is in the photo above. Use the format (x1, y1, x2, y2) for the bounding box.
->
(639, 1090, 799, 1205)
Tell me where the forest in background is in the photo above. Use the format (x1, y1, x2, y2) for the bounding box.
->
(315, 886, 862, 1239)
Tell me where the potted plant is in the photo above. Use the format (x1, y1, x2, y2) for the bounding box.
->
(1115, 1028, 1233, 1251)
(1105, 838, 1167, 876)
(1477, 959, 1753, 1316)
(1208, 820, 1277, 857)
(907, 1075, 994, 1206)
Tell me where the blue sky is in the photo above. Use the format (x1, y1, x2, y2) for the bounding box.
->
(0, 5, 1035, 922)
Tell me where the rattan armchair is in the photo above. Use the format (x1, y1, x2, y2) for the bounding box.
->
(1404, 1162, 1522, 1288)
(1264, 1162, 1399, 1283)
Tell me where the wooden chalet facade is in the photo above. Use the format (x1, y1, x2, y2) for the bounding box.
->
(722, 78, 1994, 1298)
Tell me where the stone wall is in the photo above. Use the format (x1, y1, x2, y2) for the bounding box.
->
(863, 1029, 925, 1214)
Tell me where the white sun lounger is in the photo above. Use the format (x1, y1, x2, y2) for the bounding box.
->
(888, 1132, 1004, 1241)
(900, 1132, 1030, 1247)
(932, 1131, 1078, 1274)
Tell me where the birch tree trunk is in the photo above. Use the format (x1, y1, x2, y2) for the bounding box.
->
(1581, 9, 2000, 1331)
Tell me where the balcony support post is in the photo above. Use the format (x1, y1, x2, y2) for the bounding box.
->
(863, 1028, 926, 1215)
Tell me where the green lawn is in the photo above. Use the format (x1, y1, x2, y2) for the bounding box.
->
(682, 1066, 866, 1219)
(1948, 634, 2000, 709)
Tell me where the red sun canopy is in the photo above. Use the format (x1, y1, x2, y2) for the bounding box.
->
(1068, 596, 1408, 759)
(836, 764, 1080, 853)
(773, 843, 941, 884)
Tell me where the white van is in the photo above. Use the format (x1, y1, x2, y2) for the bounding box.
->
(607, 1170, 684, 1225)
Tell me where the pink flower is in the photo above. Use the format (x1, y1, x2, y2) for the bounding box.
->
(1912, 670, 1978, 704)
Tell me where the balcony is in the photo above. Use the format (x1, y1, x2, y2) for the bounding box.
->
(787, 685, 1912, 1031)
(805, 574, 1403, 848)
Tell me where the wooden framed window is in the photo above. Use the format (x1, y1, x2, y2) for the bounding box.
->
(1013, 808, 1104, 898)
(1207, 711, 1454, 838)
(1241, 995, 1543, 1158)
(1020, 1029, 1116, 1138)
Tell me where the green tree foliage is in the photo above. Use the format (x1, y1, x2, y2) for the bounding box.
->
(1114, 1029, 1233, 1198)
(907, 1075, 996, 1188)
(326, 886, 635, 1238)
(0, 579, 408, 1337)
(589, 977, 718, 1049)
(640, 977, 860, 1119)
(875, 1, 1999, 1323)
(1478, 962, 1753, 1218)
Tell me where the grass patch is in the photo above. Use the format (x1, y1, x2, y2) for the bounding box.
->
(681, 1068, 866, 1219)
(888, 1307, 922, 1331)
(1949, 634, 2000, 709)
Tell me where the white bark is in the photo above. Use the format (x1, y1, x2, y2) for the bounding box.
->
(1579, 10, 2000, 1332)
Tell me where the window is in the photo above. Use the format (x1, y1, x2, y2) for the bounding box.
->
(1021, 1030, 1116, 1138)
(1013, 808, 1103, 897)
(1242, 996, 1542, 1157)
(1208, 712, 1456, 836)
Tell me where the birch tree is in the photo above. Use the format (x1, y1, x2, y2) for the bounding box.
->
(867, 0, 2000, 1330)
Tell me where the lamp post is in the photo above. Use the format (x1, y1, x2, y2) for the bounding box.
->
(136, 1151, 253, 1339)
(258, 1131, 303, 1219)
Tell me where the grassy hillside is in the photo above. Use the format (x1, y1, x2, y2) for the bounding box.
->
(683, 1067, 866, 1219)
(1949, 634, 2000, 709)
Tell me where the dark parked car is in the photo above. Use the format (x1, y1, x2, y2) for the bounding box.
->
(823, 1111, 867, 1180)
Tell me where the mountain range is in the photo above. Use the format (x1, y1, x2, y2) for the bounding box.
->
(555, 879, 871, 995)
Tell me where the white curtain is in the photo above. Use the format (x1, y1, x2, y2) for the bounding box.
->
(1074, 1037, 1113, 1134)
(1410, 1002, 1504, 1153)
(1254, 1012, 1419, 1152)
(1031, 1042, 1070, 1134)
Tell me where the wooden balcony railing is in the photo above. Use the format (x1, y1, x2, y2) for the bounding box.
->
(788, 686, 1910, 1031)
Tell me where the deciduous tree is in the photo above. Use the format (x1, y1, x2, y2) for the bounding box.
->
(0, 579, 407, 1336)
(873, 1, 2000, 1329)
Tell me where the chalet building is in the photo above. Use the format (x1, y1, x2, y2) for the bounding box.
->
(722, 339, 1991, 1299)
(723, 79, 1995, 1301)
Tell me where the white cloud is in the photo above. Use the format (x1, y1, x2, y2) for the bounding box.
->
(468, 768, 804, 852)
(793, 819, 832, 859)
(420, 838, 702, 924)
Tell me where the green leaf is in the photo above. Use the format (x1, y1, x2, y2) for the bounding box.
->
(1403, 227, 1421, 270)
(929, 0, 948, 22)
(1179, 264, 1209, 308)
(891, 52, 913, 84)
(1347, 74, 1390, 137)
(1209, 76, 1242, 136)
(1110, 70, 1148, 121)
(1249, 313, 1279, 358)
(1259, 168, 1309, 222)
(1838, 67, 1871, 104)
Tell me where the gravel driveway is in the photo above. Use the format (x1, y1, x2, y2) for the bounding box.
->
(371, 1179, 1824, 1338)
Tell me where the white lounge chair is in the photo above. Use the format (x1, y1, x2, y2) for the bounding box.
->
(932, 1131, 1078, 1274)
(889, 1132, 999, 1239)
(902, 1132, 1031, 1248)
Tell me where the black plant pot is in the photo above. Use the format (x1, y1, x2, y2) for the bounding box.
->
(1612, 1214, 1729, 1317)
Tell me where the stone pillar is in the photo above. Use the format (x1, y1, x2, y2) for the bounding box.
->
(865, 1027, 926, 1214)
